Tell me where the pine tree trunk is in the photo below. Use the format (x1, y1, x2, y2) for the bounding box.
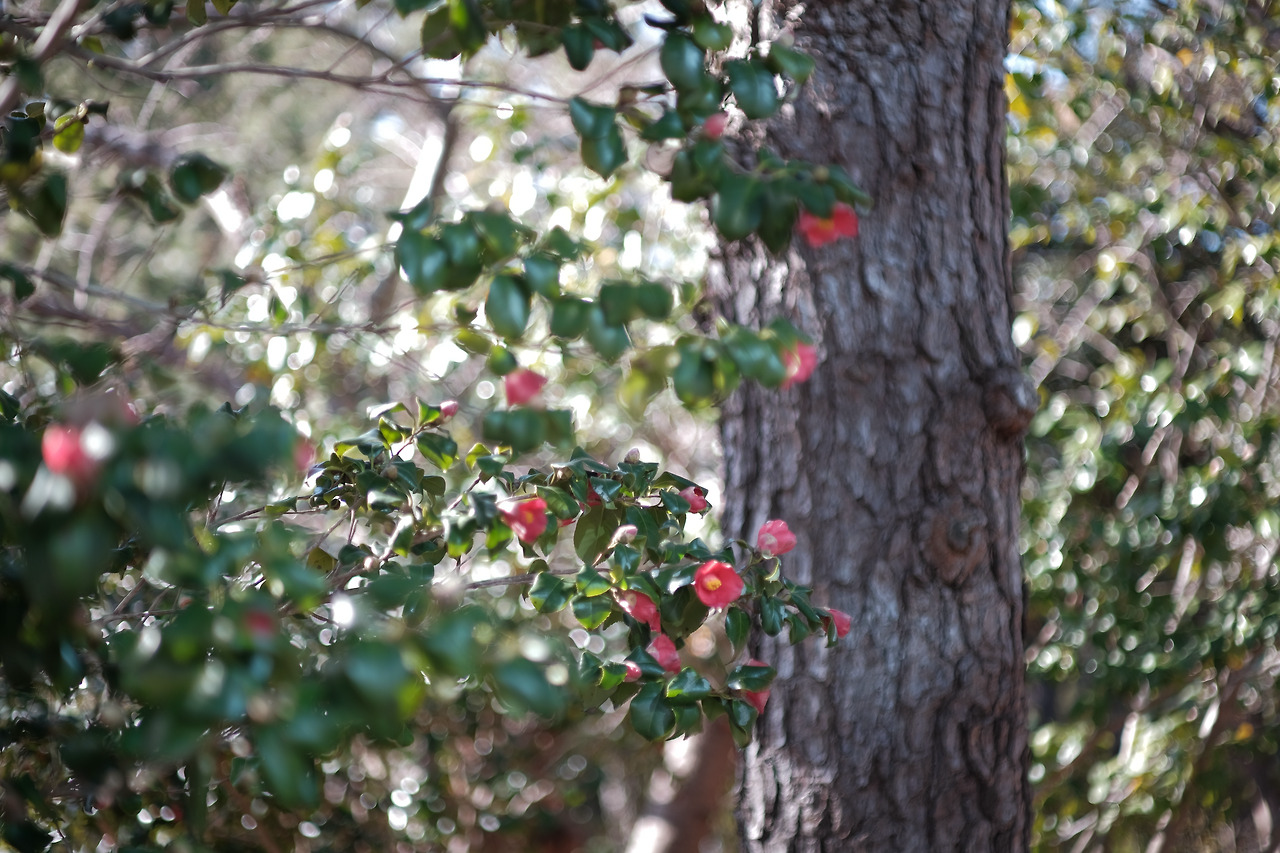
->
(711, 1, 1032, 849)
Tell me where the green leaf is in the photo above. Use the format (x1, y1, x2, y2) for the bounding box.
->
(210, 0, 236, 13)
(255, 729, 319, 809)
(766, 44, 816, 84)
(529, 572, 574, 612)
(416, 432, 458, 470)
(641, 108, 689, 142)
(571, 593, 612, 629)
(0, 264, 34, 301)
(660, 33, 706, 91)
(17, 173, 68, 238)
(569, 97, 617, 139)
(397, 231, 449, 295)
(449, 0, 487, 54)
(760, 596, 786, 636)
(562, 25, 596, 71)
(725, 60, 779, 120)
(666, 667, 712, 703)
(186, 0, 207, 25)
(634, 282, 673, 320)
(725, 607, 750, 654)
(727, 662, 775, 693)
(581, 127, 627, 178)
(712, 175, 764, 241)
(551, 297, 592, 339)
(576, 566, 613, 597)
(439, 222, 483, 290)
(493, 658, 565, 717)
(629, 682, 677, 740)
(169, 152, 227, 204)
(598, 280, 636, 326)
(692, 17, 733, 50)
(486, 274, 531, 339)
(586, 305, 631, 360)
(52, 115, 84, 154)
(522, 253, 561, 297)
(574, 504, 623, 565)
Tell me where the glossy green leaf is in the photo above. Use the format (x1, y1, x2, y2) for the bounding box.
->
(630, 682, 677, 740)
(485, 274, 531, 339)
(528, 572, 573, 612)
(660, 33, 706, 91)
(726, 60, 779, 120)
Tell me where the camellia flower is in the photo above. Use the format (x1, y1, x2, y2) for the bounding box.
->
(42, 424, 99, 485)
(703, 112, 728, 139)
(757, 519, 797, 557)
(796, 202, 859, 248)
(501, 497, 549, 543)
(438, 399, 460, 421)
(780, 342, 818, 389)
(617, 589, 661, 630)
(648, 633, 681, 673)
(624, 661, 643, 682)
(743, 658, 771, 715)
(694, 560, 744, 608)
(824, 607, 852, 638)
(679, 486, 708, 513)
(504, 368, 547, 406)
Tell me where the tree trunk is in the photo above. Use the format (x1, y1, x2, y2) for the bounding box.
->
(711, 1, 1032, 849)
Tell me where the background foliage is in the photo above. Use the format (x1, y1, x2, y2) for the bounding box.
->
(1012, 0, 1280, 849)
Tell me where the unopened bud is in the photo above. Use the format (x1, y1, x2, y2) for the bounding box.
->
(624, 448, 641, 464)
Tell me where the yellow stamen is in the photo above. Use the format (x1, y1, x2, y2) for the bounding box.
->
(705, 577, 722, 591)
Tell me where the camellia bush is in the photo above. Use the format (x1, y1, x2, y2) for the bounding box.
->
(0, 1, 863, 850)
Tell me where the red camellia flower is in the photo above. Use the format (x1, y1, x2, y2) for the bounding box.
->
(501, 497, 549, 543)
(757, 519, 797, 557)
(824, 607, 852, 638)
(780, 342, 818, 389)
(742, 658, 771, 715)
(679, 486, 708, 513)
(624, 661, 642, 682)
(796, 202, 859, 248)
(504, 368, 547, 406)
(694, 560, 744, 608)
(41, 425, 98, 484)
(648, 633, 681, 673)
(703, 112, 728, 139)
(617, 590, 661, 631)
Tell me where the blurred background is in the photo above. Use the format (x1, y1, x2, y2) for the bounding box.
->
(6, 0, 1280, 850)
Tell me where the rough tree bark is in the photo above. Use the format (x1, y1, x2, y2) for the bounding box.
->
(710, 1, 1033, 850)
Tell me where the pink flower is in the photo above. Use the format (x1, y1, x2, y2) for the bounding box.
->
(504, 369, 547, 406)
(648, 633, 681, 673)
(757, 519, 797, 557)
(796, 202, 859, 248)
(293, 437, 315, 474)
(42, 425, 97, 484)
(780, 342, 818, 389)
(624, 661, 642, 682)
(703, 112, 727, 139)
(438, 399, 459, 421)
(693, 560, 743, 608)
(618, 590, 662, 630)
(679, 486, 708, 513)
(244, 609, 277, 640)
(501, 497, 549, 543)
(824, 607, 852, 638)
(743, 658, 770, 715)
